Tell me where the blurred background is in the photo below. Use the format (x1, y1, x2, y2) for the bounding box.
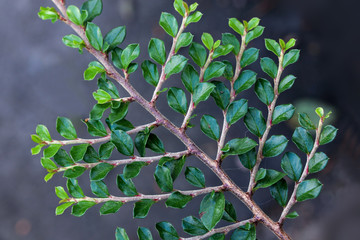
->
(1, 0, 359, 239)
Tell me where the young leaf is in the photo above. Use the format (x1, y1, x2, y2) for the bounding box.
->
(134, 199, 155, 219)
(38, 7, 59, 23)
(298, 113, 317, 130)
(36, 125, 52, 141)
(148, 38, 166, 65)
(121, 43, 140, 69)
(199, 191, 225, 231)
(175, 32, 194, 53)
(319, 125, 338, 145)
(222, 33, 240, 55)
(263, 135, 288, 157)
(90, 162, 114, 181)
(285, 38, 296, 50)
(165, 55, 188, 78)
(193, 82, 216, 106)
(201, 33, 214, 50)
(226, 99, 248, 125)
(31, 145, 42, 155)
(66, 5, 85, 26)
(286, 211, 299, 219)
(56, 202, 74, 216)
(185, 11, 203, 26)
(181, 64, 199, 93)
(213, 45, 234, 59)
(124, 162, 147, 179)
(254, 78, 274, 105)
(203, 61, 226, 81)
(189, 42, 207, 67)
(254, 169, 286, 190)
(245, 26, 264, 44)
(146, 133, 165, 153)
(234, 70, 257, 94)
(244, 107, 266, 137)
(117, 174, 138, 196)
(260, 57, 278, 79)
(222, 200, 237, 222)
(210, 81, 230, 110)
(85, 22, 103, 51)
(182, 216, 209, 236)
(156, 222, 179, 240)
(41, 157, 58, 170)
(91, 180, 110, 198)
(154, 165, 173, 192)
(240, 48, 259, 68)
(174, 0, 186, 16)
(231, 223, 256, 240)
(115, 227, 130, 240)
(296, 179, 323, 202)
(93, 89, 112, 104)
(103, 26, 126, 51)
(222, 138, 258, 156)
(292, 127, 314, 154)
(185, 167, 205, 188)
(167, 87, 188, 115)
(55, 186, 69, 200)
(283, 49, 300, 68)
(166, 191, 193, 209)
(159, 12, 178, 37)
(279, 75, 296, 93)
(111, 130, 134, 156)
(247, 17, 260, 30)
(72, 201, 96, 217)
(84, 61, 105, 81)
(200, 115, 220, 141)
(309, 152, 329, 173)
(137, 227, 153, 240)
(100, 201, 123, 215)
(265, 39, 281, 57)
(270, 179, 288, 207)
(228, 18, 244, 36)
(81, 0, 103, 22)
(281, 152, 303, 182)
(272, 104, 295, 125)
(56, 117, 77, 140)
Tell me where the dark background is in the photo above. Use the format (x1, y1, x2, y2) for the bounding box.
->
(1, 0, 359, 239)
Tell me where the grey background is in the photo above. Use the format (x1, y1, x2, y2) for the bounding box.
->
(1, 0, 359, 239)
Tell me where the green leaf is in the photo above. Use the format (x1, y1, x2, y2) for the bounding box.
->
(83, 119, 108, 137)
(98, 142, 114, 160)
(54, 149, 75, 167)
(121, 44, 140, 69)
(154, 165, 173, 192)
(189, 3, 199, 12)
(281, 152, 303, 182)
(272, 104, 295, 125)
(115, 227, 130, 240)
(181, 64, 199, 93)
(137, 227, 153, 240)
(141, 60, 159, 87)
(161, 156, 186, 181)
(226, 99, 248, 125)
(167, 87, 188, 115)
(263, 135, 288, 157)
(222, 200, 237, 222)
(315, 107, 325, 118)
(320, 125, 338, 145)
(222, 33, 240, 55)
(265, 39, 281, 57)
(247, 17, 260, 30)
(309, 152, 329, 173)
(67, 179, 85, 198)
(98, 78, 119, 98)
(55, 186, 69, 200)
(36, 124, 52, 141)
(298, 113, 316, 130)
(165, 191, 193, 209)
(175, 32, 194, 53)
(38, 6, 59, 23)
(156, 222, 179, 240)
(85, 22, 103, 51)
(189, 42, 207, 67)
(64, 166, 86, 179)
(292, 127, 314, 154)
(43, 144, 61, 158)
(111, 48, 124, 69)
(279, 75, 296, 93)
(117, 174, 138, 196)
(146, 133, 165, 153)
(148, 38, 166, 65)
(210, 81, 230, 110)
(255, 78, 274, 105)
(209, 233, 225, 240)
(90, 103, 110, 120)
(63, 35, 85, 53)
(238, 148, 256, 170)
(84, 61, 105, 80)
(228, 18, 244, 36)
(223, 138, 258, 156)
(69, 144, 89, 162)
(109, 102, 129, 124)
(124, 162, 147, 179)
(103, 26, 126, 52)
(199, 191, 225, 231)
(244, 107, 266, 137)
(173, 0, 186, 16)
(182, 216, 209, 236)
(283, 49, 300, 68)
(286, 211, 299, 219)
(100, 201, 123, 215)
(66, 5, 86, 26)
(234, 70, 257, 94)
(31, 145, 42, 155)
(254, 169, 286, 190)
(255, 168, 266, 182)
(134, 199, 155, 218)
(231, 223, 256, 240)
(193, 82, 216, 106)
(165, 55, 188, 78)
(81, 0, 103, 22)
(241, 48, 259, 68)
(91, 180, 110, 198)
(72, 201, 96, 217)
(106, 118, 134, 132)
(185, 167, 205, 188)
(201, 32, 214, 50)
(260, 57, 278, 79)
(185, 11, 203, 26)
(31, 134, 42, 144)
(41, 157, 58, 171)
(203, 61, 226, 81)
(56, 202, 74, 215)
(270, 179, 288, 207)
(285, 39, 296, 51)
(296, 178, 323, 202)
(83, 146, 100, 163)
(128, 62, 138, 74)
(93, 89, 112, 104)
(245, 26, 264, 44)
(159, 12, 178, 37)
(90, 162, 114, 181)
(44, 172, 55, 182)
(213, 44, 234, 59)
(200, 115, 220, 141)
(111, 130, 134, 156)
(134, 130, 150, 157)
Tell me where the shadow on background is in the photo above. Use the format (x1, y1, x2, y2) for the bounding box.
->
(0, 0, 359, 239)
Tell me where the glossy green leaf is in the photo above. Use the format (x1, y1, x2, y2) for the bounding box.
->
(98, 142, 114, 160)
(44, 172, 55, 182)
(161, 156, 186, 181)
(279, 75, 296, 93)
(234, 70, 257, 94)
(175, 32, 194, 53)
(222, 200, 237, 222)
(121, 44, 140, 69)
(272, 104, 295, 125)
(93, 89, 112, 104)
(64, 166, 86, 179)
(292, 127, 314, 154)
(67, 178, 85, 198)
(41, 157, 57, 171)
(134, 199, 155, 219)
(286, 211, 299, 219)
(124, 162, 147, 179)
(185, 11, 203, 26)
(254, 169, 286, 190)
(255, 168, 266, 182)
(231, 223, 256, 240)
(106, 118, 134, 132)
(260, 57, 278, 79)
(117, 174, 138, 196)
(103, 26, 126, 51)
(141, 60, 159, 87)
(210, 81, 230, 110)
(167, 87, 188, 115)
(154, 165, 173, 192)
(200, 115, 220, 141)
(90, 103, 110, 120)
(90, 162, 114, 181)
(56, 117, 77, 140)
(173, 0, 186, 16)
(38, 6, 59, 23)
(156, 222, 179, 240)
(296, 178, 323, 202)
(222, 138, 257, 156)
(134, 130, 150, 157)
(213, 44, 234, 59)
(201, 32, 214, 50)
(182, 216, 208, 236)
(56, 202, 74, 215)
(148, 38, 166, 65)
(189, 42, 207, 67)
(281, 152, 303, 181)
(137, 227, 153, 240)
(185, 166, 205, 188)
(54, 149, 75, 167)
(159, 12, 178, 37)
(111, 48, 124, 69)
(55, 186, 69, 200)
(222, 33, 240, 55)
(309, 152, 329, 173)
(98, 78, 119, 98)
(285, 38, 296, 51)
(85, 22, 103, 51)
(245, 26, 264, 44)
(31, 145, 42, 155)
(83, 119, 108, 137)
(43, 145, 61, 159)
(238, 148, 256, 170)
(31, 134, 42, 144)
(115, 227, 130, 240)
(265, 39, 281, 57)
(109, 102, 129, 124)
(181, 64, 199, 93)
(89, 180, 109, 198)
(298, 113, 316, 130)
(283, 49, 300, 68)
(255, 78, 274, 105)
(203, 61, 226, 81)
(241, 48, 259, 68)
(165, 191, 193, 209)
(270, 179, 288, 207)
(100, 201, 123, 215)
(84, 61, 105, 80)
(193, 82, 216, 106)
(319, 125, 338, 145)
(72, 201, 96, 217)
(68, 144, 88, 162)
(165, 55, 188, 77)
(247, 17, 260, 30)
(199, 191, 225, 230)
(263, 135, 288, 157)
(228, 18, 244, 36)
(244, 107, 266, 137)
(146, 133, 165, 153)
(111, 130, 134, 156)
(226, 99, 248, 125)
(81, 0, 103, 22)
(83, 146, 100, 163)
(62, 34, 85, 53)
(66, 5, 86, 26)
